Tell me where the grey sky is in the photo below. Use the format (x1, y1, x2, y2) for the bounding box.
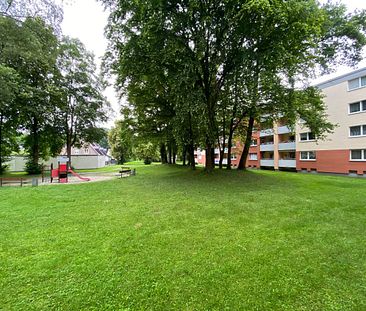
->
(61, 0, 366, 126)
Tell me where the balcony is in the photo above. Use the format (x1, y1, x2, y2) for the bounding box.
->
(279, 159, 296, 168)
(278, 141, 296, 151)
(214, 148, 229, 154)
(215, 158, 228, 165)
(260, 159, 274, 167)
(260, 129, 274, 137)
(260, 143, 274, 152)
(277, 125, 292, 134)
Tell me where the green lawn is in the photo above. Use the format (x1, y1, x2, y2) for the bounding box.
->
(1, 165, 365, 310)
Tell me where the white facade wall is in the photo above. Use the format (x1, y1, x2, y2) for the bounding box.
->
(7, 155, 107, 172)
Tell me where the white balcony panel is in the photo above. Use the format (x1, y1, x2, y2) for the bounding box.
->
(277, 125, 292, 134)
(260, 159, 274, 167)
(260, 129, 274, 137)
(278, 142, 296, 150)
(260, 144, 274, 152)
(214, 158, 228, 165)
(214, 148, 229, 154)
(279, 159, 296, 168)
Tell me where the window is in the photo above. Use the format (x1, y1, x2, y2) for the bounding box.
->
(231, 154, 237, 160)
(349, 125, 366, 137)
(300, 151, 316, 160)
(348, 78, 359, 90)
(250, 139, 257, 146)
(249, 153, 258, 160)
(348, 76, 366, 90)
(350, 149, 366, 161)
(300, 132, 316, 141)
(349, 100, 366, 114)
(362, 76, 366, 87)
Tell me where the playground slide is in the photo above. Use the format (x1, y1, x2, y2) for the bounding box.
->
(68, 169, 91, 182)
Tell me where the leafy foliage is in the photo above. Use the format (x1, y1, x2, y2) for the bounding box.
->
(102, 0, 366, 171)
(108, 120, 134, 164)
(55, 37, 110, 165)
(0, 12, 110, 173)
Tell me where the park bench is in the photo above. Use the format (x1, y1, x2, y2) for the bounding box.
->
(118, 167, 136, 178)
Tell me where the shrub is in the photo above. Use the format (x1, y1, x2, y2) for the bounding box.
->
(0, 164, 8, 175)
(144, 157, 152, 165)
(25, 161, 42, 175)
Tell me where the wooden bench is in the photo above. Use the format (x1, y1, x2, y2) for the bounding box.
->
(118, 167, 136, 178)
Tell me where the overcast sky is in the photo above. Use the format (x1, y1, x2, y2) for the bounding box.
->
(61, 0, 366, 127)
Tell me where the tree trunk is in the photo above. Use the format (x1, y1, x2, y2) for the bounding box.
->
(226, 118, 235, 170)
(0, 114, 3, 173)
(182, 145, 187, 166)
(31, 116, 40, 166)
(188, 142, 195, 170)
(160, 143, 167, 164)
(172, 140, 177, 164)
(168, 141, 172, 164)
(205, 142, 215, 172)
(204, 112, 216, 171)
(66, 143, 72, 169)
(237, 116, 255, 170)
(218, 112, 226, 169)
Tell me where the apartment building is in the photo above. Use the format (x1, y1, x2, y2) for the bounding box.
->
(195, 140, 241, 167)
(196, 68, 366, 175)
(296, 68, 366, 175)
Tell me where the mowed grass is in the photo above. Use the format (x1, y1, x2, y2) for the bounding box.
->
(0, 165, 365, 310)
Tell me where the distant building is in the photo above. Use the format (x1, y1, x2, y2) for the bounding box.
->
(7, 143, 112, 172)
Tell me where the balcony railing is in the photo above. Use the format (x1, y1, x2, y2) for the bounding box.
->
(277, 125, 292, 134)
(260, 129, 274, 137)
(279, 159, 296, 168)
(214, 158, 228, 165)
(278, 141, 296, 151)
(260, 143, 274, 152)
(260, 159, 274, 167)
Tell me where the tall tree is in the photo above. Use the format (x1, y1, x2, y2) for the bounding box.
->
(0, 64, 19, 173)
(102, 0, 366, 172)
(56, 37, 110, 167)
(235, 1, 366, 170)
(0, 16, 61, 173)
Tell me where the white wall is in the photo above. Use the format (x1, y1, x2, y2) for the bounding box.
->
(7, 155, 107, 172)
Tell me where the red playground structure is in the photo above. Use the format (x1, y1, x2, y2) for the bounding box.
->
(51, 161, 90, 183)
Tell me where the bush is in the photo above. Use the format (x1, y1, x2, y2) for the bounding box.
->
(0, 164, 8, 175)
(144, 158, 152, 165)
(25, 161, 42, 175)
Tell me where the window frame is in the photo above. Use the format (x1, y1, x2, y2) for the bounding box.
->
(249, 153, 258, 161)
(349, 100, 366, 115)
(348, 76, 366, 91)
(349, 125, 366, 137)
(299, 132, 316, 142)
(300, 151, 317, 161)
(350, 149, 366, 161)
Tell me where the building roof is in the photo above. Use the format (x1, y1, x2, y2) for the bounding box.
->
(315, 67, 366, 90)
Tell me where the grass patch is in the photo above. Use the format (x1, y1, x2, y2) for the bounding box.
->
(0, 165, 365, 310)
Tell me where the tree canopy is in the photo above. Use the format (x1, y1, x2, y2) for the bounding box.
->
(0, 10, 110, 174)
(102, 0, 366, 171)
